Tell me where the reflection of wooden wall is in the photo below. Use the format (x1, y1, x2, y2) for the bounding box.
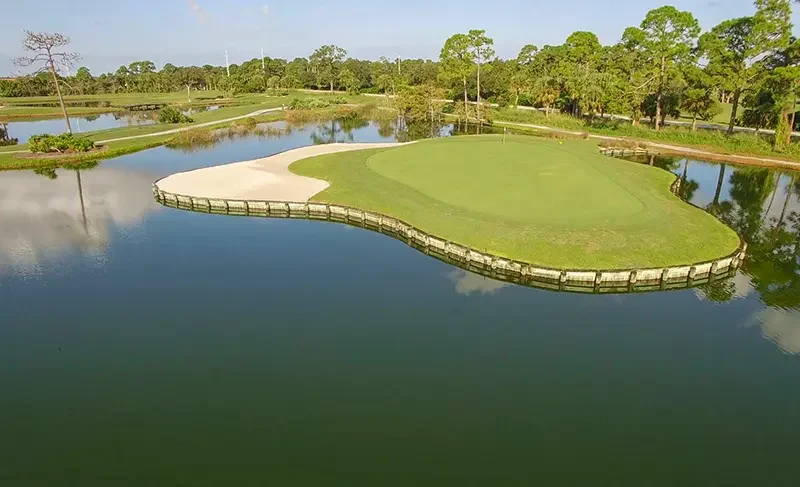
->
(152, 187, 747, 296)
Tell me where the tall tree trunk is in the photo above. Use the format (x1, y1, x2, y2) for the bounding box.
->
(728, 88, 741, 135)
(76, 170, 87, 233)
(655, 90, 663, 131)
(779, 174, 796, 226)
(463, 77, 468, 122)
(775, 110, 790, 150)
(49, 57, 72, 134)
(763, 173, 780, 222)
(787, 94, 797, 145)
(476, 62, 481, 122)
(713, 164, 726, 206)
(692, 114, 698, 131)
(330, 79, 334, 94)
(655, 55, 665, 131)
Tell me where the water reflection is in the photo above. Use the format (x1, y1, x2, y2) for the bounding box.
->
(0, 165, 158, 275)
(749, 307, 800, 354)
(6, 118, 800, 486)
(628, 154, 800, 314)
(5, 112, 157, 143)
(448, 269, 511, 295)
(3, 118, 800, 354)
(300, 113, 493, 146)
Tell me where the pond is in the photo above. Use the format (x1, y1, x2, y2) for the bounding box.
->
(1, 117, 798, 486)
(2, 112, 158, 143)
(3, 105, 223, 144)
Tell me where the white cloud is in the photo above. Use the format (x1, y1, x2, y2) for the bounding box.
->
(261, 4, 270, 16)
(0, 166, 159, 276)
(748, 308, 800, 355)
(448, 269, 510, 296)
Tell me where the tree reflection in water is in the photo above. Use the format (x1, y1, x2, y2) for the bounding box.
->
(640, 154, 800, 310)
(0, 162, 156, 275)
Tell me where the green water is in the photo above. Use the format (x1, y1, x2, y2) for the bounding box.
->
(0, 119, 798, 486)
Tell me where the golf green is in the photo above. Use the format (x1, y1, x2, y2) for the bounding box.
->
(290, 135, 741, 269)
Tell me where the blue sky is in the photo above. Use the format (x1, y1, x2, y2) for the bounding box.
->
(2, 0, 799, 75)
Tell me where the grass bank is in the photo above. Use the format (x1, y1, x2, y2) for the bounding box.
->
(0, 90, 371, 121)
(291, 135, 740, 269)
(493, 108, 800, 164)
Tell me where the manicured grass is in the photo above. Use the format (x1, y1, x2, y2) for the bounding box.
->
(0, 92, 267, 121)
(291, 135, 740, 269)
(493, 107, 800, 163)
(0, 90, 372, 121)
(675, 102, 733, 126)
(0, 91, 224, 104)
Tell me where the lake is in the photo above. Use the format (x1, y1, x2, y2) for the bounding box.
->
(2, 112, 157, 143)
(1, 106, 220, 144)
(1, 117, 798, 486)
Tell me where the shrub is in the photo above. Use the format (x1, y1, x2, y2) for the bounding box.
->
(287, 97, 349, 110)
(167, 128, 216, 147)
(29, 133, 95, 153)
(158, 106, 194, 124)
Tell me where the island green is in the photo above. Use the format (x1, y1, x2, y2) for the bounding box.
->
(291, 135, 740, 269)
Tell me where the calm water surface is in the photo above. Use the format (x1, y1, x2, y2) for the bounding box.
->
(3, 113, 157, 143)
(2, 106, 218, 144)
(1, 119, 798, 486)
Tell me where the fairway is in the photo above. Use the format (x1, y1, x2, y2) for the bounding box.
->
(291, 135, 741, 269)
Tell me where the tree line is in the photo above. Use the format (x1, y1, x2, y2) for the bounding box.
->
(0, 49, 440, 100)
(2, 1, 798, 145)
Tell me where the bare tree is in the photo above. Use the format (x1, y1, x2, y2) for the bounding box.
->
(13, 31, 80, 133)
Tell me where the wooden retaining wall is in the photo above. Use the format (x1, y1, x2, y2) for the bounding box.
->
(151, 187, 746, 295)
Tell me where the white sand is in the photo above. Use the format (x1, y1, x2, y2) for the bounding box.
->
(155, 142, 409, 201)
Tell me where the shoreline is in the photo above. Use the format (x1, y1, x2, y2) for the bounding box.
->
(152, 141, 746, 286)
(494, 120, 800, 171)
(4, 96, 800, 171)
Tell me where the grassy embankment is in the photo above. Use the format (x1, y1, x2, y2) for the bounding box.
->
(291, 135, 740, 269)
(492, 107, 800, 164)
(0, 92, 372, 169)
(0, 91, 267, 120)
(674, 101, 733, 126)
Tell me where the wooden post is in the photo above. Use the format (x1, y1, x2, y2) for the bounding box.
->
(688, 266, 697, 281)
